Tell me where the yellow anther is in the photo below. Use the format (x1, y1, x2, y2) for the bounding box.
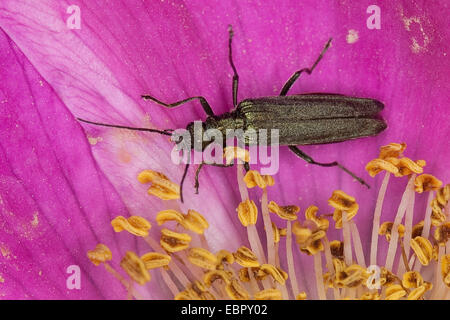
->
(238, 268, 251, 282)
(333, 258, 346, 273)
(155, 210, 184, 226)
(402, 271, 424, 288)
(339, 264, 367, 288)
(407, 282, 432, 300)
(160, 228, 192, 253)
(254, 288, 282, 300)
(204, 270, 231, 287)
(243, 170, 274, 189)
(414, 174, 443, 193)
(385, 284, 407, 300)
(140, 252, 171, 270)
(87, 244, 112, 266)
(237, 199, 258, 226)
(234, 246, 260, 268)
(431, 184, 450, 226)
(200, 291, 216, 300)
(329, 240, 344, 259)
(360, 292, 381, 300)
(137, 169, 180, 200)
(434, 222, 450, 246)
(328, 190, 358, 229)
(441, 254, 450, 288)
(279, 227, 287, 237)
(120, 251, 151, 285)
(268, 201, 299, 221)
(223, 146, 250, 164)
(292, 222, 313, 244)
(292, 222, 324, 255)
(412, 221, 424, 238)
(225, 279, 250, 300)
(257, 264, 288, 285)
(216, 249, 235, 267)
(271, 222, 280, 243)
(391, 157, 424, 177)
(380, 267, 396, 287)
(296, 292, 307, 300)
(188, 248, 218, 270)
(378, 221, 406, 241)
(379, 142, 407, 159)
(190, 280, 208, 295)
(181, 209, 209, 234)
(174, 290, 197, 300)
(111, 215, 151, 237)
(305, 205, 329, 230)
(410, 236, 433, 266)
(365, 158, 399, 177)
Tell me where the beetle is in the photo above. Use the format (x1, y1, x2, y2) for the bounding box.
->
(78, 26, 387, 202)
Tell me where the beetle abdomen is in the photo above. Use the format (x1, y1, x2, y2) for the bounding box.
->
(237, 94, 387, 145)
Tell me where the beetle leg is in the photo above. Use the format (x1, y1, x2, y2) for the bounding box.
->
(288, 146, 370, 188)
(279, 38, 332, 96)
(141, 94, 215, 117)
(194, 162, 235, 194)
(228, 25, 239, 108)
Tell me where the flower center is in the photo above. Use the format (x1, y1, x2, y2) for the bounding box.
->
(87, 143, 449, 300)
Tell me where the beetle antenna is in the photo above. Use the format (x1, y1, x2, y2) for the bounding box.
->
(77, 118, 174, 136)
(179, 162, 190, 203)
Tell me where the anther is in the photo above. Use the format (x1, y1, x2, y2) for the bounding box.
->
(234, 246, 260, 267)
(188, 248, 218, 270)
(140, 252, 171, 270)
(237, 199, 258, 226)
(138, 169, 180, 200)
(254, 288, 282, 300)
(111, 215, 151, 237)
(120, 251, 151, 285)
(410, 236, 433, 266)
(87, 244, 112, 266)
(268, 201, 299, 220)
(414, 174, 443, 193)
(160, 228, 192, 253)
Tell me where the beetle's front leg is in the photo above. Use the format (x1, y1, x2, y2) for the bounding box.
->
(288, 146, 370, 188)
(194, 162, 235, 194)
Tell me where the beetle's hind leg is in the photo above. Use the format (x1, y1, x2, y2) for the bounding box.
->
(288, 146, 370, 188)
(279, 38, 332, 96)
(142, 94, 215, 117)
(228, 25, 239, 108)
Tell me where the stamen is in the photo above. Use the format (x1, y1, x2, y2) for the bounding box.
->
(257, 264, 288, 285)
(156, 210, 184, 225)
(237, 199, 258, 227)
(378, 142, 407, 159)
(410, 236, 433, 266)
(138, 169, 180, 200)
(182, 210, 209, 234)
(402, 271, 424, 288)
(268, 201, 299, 221)
(385, 284, 407, 300)
(140, 252, 171, 269)
(370, 172, 391, 266)
(120, 251, 151, 285)
(187, 248, 218, 270)
(379, 222, 406, 242)
(415, 174, 443, 193)
(285, 221, 299, 298)
(234, 246, 260, 268)
(254, 288, 282, 300)
(111, 215, 151, 237)
(441, 254, 450, 288)
(160, 228, 192, 253)
(296, 292, 307, 300)
(87, 244, 112, 266)
(225, 279, 250, 300)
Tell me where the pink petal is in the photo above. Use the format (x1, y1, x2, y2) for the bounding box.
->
(0, 30, 132, 299)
